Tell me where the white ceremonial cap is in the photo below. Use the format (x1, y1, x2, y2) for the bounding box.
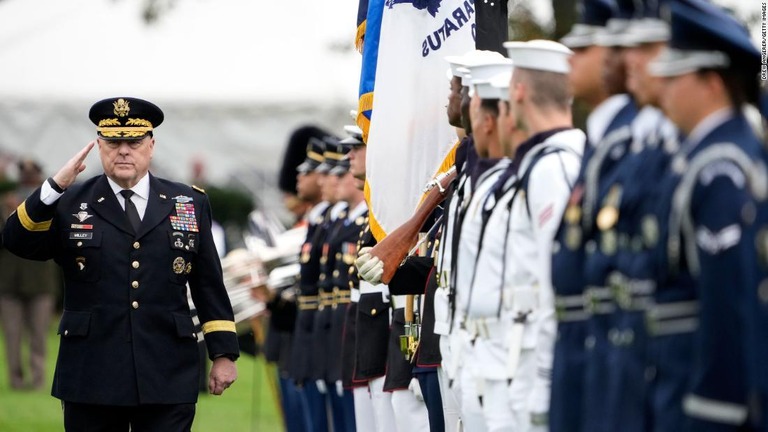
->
(343, 124, 363, 138)
(446, 50, 508, 82)
(502, 40, 573, 74)
(488, 70, 513, 101)
(466, 58, 513, 82)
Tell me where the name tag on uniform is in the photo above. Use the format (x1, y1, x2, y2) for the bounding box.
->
(69, 232, 93, 240)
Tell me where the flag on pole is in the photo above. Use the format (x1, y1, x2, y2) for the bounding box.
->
(356, 0, 383, 143)
(355, 0, 370, 53)
(475, 0, 509, 53)
(365, 0, 475, 241)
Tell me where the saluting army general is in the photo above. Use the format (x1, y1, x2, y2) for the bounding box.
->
(1, 97, 239, 431)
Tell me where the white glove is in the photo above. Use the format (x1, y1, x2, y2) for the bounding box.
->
(433, 287, 450, 335)
(408, 377, 424, 402)
(335, 380, 344, 397)
(315, 380, 327, 394)
(356, 248, 384, 284)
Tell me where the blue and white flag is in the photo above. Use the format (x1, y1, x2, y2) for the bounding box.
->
(356, 0, 384, 143)
(366, 0, 475, 240)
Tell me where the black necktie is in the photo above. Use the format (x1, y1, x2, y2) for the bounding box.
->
(120, 190, 141, 233)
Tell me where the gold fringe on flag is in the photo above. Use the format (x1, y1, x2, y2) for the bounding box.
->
(355, 20, 367, 53)
(417, 140, 459, 206)
(356, 91, 374, 144)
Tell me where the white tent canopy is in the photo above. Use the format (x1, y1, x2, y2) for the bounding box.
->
(0, 0, 360, 187)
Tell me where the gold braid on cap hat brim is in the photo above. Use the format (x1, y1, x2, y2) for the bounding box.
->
(97, 118, 153, 138)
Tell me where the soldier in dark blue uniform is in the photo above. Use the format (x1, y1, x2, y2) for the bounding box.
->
(643, 1, 765, 429)
(551, 1, 639, 430)
(1, 97, 239, 431)
(263, 125, 331, 432)
(327, 142, 368, 431)
(290, 136, 332, 432)
(311, 140, 352, 432)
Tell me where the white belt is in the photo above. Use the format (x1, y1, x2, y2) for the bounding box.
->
(359, 280, 389, 295)
(647, 300, 699, 336)
(391, 294, 408, 310)
(464, 316, 510, 340)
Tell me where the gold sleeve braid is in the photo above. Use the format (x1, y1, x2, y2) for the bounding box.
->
(201, 320, 236, 334)
(16, 201, 52, 232)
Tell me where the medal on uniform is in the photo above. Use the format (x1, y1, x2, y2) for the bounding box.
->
(342, 242, 356, 265)
(597, 185, 621, 231)
(72, 211, 94, 222)
(601, 229, 617, 255)
(170, 203, 199, 232)
(641, 215, 660, 249)
(300, 243, 311, 263)
(173, 257, 186, 274)
(566, 225, 582, 250)
(564, 205, 581, 225)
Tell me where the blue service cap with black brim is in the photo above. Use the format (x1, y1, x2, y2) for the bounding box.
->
(89, 97, 164, 141)
(560, 0, 617, 49)
(648, 0, 759, 77)
(593, 0, 641, 47)
(296, 137, 326, 174)
(620, 0, 670, 46)
(316, 139, 344, 174)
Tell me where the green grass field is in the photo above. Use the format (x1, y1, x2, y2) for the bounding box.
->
(0, 319, 283, 431)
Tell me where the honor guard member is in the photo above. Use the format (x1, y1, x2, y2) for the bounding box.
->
(590, 2, 679, 430)
(349, 130, 397, 432)
(338, 124, 379, 432)
(551, 1, 641, 430)
(449, 54, 516, 432)
(2, 97, 239, 431)
(328, 139, 367, 432)
(751, 103, 768, 430)
(494, 40, 585, 431)
(311, 139, 352, 432)
(310, 138, 350, 432)
(264, 126, 326, 432)
(291, 135, 332, 432)
(644, 0, 766, 429)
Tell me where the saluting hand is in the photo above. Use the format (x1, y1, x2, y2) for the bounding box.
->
(209, 357, 237, 395)
(52, 141, 95, 190)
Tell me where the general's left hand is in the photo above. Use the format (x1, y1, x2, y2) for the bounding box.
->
(209, 357, 237, 395)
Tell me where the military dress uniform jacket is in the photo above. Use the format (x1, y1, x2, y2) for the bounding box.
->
(1, 174, 239, 406)
(353, 225, 391, 382)
(290, 201, 331, 383)
(646, 112, 764, 430)
(470, 129, 584, 416)
(326, 203, 367, 384)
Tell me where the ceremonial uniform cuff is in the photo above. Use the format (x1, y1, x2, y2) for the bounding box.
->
(40, 179, 64, 205)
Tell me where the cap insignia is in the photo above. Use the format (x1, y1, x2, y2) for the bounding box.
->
(113, 98, 130, 117)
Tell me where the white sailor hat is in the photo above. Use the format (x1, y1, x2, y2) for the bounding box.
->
(466, 60, 514, 100)
(446, 50, 508, 84)
(488, 70, 514, 102)
(502, 40, 573, 74)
